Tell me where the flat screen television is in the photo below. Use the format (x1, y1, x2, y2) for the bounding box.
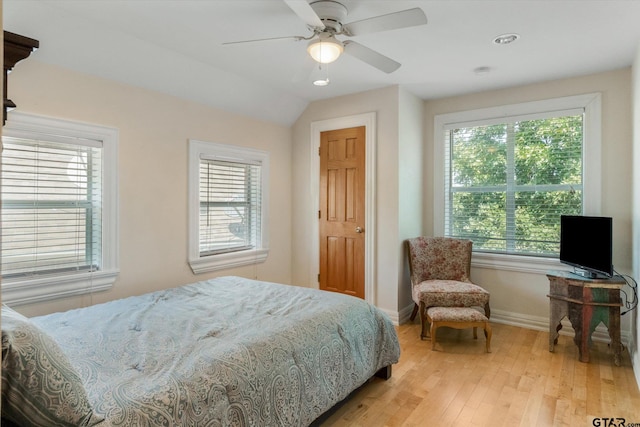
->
(560, 215, 613, 278)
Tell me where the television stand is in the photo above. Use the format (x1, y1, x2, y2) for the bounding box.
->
(547, 270, 625, 366)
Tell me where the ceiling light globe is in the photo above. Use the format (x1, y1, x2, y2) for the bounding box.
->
(307, 36, 344, 64)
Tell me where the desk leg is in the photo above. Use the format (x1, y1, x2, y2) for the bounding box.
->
(568, 302, 590, 363)
(550, 322, 563, 352)
(608, 306, 622, 367)
(581, 305, 593, 363)
(548, 299, 567, 352)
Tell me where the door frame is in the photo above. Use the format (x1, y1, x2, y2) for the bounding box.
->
(310, 112, 376, 304)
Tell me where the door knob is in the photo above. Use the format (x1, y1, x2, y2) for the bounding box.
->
(355, 226, 363, 233)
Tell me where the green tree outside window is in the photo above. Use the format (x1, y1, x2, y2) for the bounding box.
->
(446, 115, 583, 256)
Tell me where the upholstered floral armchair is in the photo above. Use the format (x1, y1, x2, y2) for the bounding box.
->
(406, 236, 490, 339)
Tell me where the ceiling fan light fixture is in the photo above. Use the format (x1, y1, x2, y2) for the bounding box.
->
(307, 34, 344, 64)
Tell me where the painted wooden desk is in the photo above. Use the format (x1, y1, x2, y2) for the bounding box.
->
(547, 271, 624, 366)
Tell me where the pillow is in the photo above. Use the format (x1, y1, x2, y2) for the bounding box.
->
(1, 305, 104, 426)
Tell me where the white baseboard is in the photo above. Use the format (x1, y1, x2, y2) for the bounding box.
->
(393, 304, 631, 346)
(381, 304, 414, 326)
(490, 308, 632, 346)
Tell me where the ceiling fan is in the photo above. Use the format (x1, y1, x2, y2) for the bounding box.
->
(224, 0, 428, 75)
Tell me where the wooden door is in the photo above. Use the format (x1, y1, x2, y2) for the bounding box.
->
(319, 126, 366, 298)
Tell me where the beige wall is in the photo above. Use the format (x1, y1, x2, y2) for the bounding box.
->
(4, 53, 636, 353)
(292, 85, 412, 317)
(397, 88, 425, 313)
(290, 85, 424, 320)
(424, 68, 634, 334)
(291, 69, 634, 329)
(7, 60, 293, 317)
(631, 41, 640, 390)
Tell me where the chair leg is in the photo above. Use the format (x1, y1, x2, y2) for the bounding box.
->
(430, 321, 437, 350)
(419, 302, 428, 340)
(485, 322, 492, 353)
(410, 303, 419, 321)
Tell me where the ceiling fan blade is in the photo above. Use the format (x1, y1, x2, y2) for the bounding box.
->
(283, 0, 324, 30)
(223, 35, 306, 45)
(343, 8, 427, 37)
(343, 40, 401, 74)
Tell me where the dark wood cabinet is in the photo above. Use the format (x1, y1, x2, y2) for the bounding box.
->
(4, 31, 39, 125)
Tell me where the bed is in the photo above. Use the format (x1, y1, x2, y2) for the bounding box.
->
(2, 276, 400, 426)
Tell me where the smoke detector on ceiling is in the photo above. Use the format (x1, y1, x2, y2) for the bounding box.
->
(493, 33, 520, 45)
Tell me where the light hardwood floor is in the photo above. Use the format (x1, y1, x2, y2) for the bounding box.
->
(320, 321, 640, 426)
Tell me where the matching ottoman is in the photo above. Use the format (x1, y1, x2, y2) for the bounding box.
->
(426, 306, 492, 353)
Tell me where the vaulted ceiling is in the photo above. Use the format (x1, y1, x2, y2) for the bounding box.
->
(5, 0, 640, 126)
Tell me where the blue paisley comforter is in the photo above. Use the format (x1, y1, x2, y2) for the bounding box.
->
(32, 276, 400, 426)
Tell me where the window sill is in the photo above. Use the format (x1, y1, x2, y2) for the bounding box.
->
(472, 252, 572, 275)
(1, 269, 119, 306)
(189, 248, 269, 274)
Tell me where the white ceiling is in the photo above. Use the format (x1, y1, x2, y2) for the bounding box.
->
(4, 0, 640, 126)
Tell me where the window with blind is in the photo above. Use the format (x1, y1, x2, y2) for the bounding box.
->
(1, 112, 119, 304)
(188, 140, 269, 274)
(2, 138, 103, 276)
(445, 113, 583, 256)
(199, 159, 261, 256)
(434, 94, 602, 271)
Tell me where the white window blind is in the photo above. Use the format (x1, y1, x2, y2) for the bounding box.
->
(444, 112, 584, 256)
(1, 136, 103, 278)
(199, 158, 262, 256)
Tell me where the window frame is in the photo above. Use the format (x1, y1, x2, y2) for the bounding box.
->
(188, 139, 269, 274)
(433, 93, 602, 274)
(1, 112, 119, 305)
